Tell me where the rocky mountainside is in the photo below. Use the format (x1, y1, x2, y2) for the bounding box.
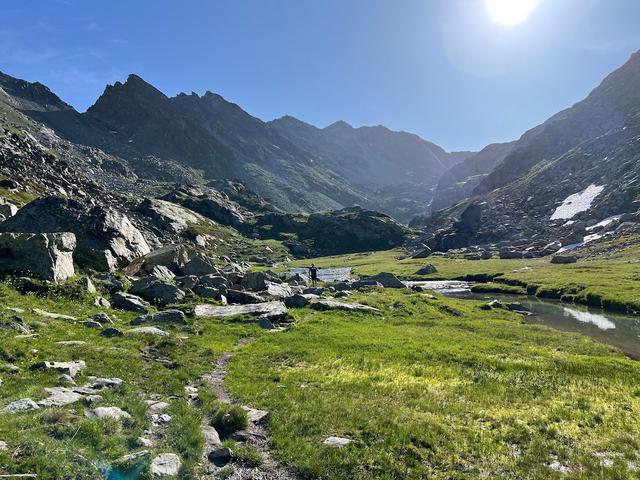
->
(411, 50, 640, 255)
(0, 71, 465, 218)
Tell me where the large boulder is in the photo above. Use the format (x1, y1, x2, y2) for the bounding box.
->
(0, 198, 18, 221)
(0, 232, 75, 281)
(137, 198, 203, 234)
(0, 197, 151, 271)
(364, 272, 405, 288)
(112, 292, 150, 313)
(551, 254, 578, 264)
(130, 277, 185, 306)
(162, 186, 246, 228)
(124, 244, 190, 276)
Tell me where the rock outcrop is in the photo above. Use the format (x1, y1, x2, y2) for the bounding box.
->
(0, 232, 75, 281)
(0, 197, 150, 271)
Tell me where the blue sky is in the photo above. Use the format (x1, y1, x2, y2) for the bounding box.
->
(1, 0, 639, 151)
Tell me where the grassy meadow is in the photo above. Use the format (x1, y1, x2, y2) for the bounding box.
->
(288, 239, 640, 312)
(228, 288, 640, 479)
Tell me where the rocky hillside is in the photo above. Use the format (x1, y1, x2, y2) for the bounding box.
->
(0, 71, 465, 218)
(410, 50, 640, 256)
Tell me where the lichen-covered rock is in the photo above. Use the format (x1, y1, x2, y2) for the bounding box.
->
(0, 232, 75, 281)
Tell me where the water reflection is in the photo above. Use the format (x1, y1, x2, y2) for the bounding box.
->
(411, 280, 640, 359)
(290, 267, 352, 282)
(562, 307, 616, 330)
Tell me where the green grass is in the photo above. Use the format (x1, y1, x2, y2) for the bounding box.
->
(0, 282, 260, 478)
(228, 289, 640, 479)
(289, 241, 640, 313)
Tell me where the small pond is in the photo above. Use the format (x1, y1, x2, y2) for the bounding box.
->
(411, 281, 640, 359)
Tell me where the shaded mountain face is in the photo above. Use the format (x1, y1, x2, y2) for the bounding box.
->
(412, 50, 640, 251)
(0, 72, 462, 218)
(430, 141, 515, 212)
(268, 115, 468, 188)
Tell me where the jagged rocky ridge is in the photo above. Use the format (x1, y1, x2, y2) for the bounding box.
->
(0, 70, 468, 218)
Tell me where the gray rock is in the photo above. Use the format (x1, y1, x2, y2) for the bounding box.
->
(0, 196, 150, 271)
(542, 241, 562, 255)
(4, 398, 40, 413)
(175, 275, 199, 290)
(149, 265, 176, 282)
(38, 387, 83, 407)
(194, 301, 288, 321)
(243, 406, 269, 423)
(181, 255, 220, 276)
(415, 264, 437, 275)
(323, 436, 352, 447)
(126, 244, 190, 277)
(138, 197, 202, 234)
(351, 279, 383, 289)
(284, 293, 311, 308)
(94, 295, 112, 308)
(227, 289, 265, 304)
(499, 247, 524, 259)
(208, 447, 232, 467)
(334, 282, 353, 291)
(112, 292, 150, 313)
(132, 310, 186, 325)
(412, 247, 432, 258)
(101, 327, 124, 338)
(192, 284, 222, 299)
(335, 291, 351, 298)
(197, 275, 229, 289)
(130, 277, 185, 306)
(84, 395, 104, 406)
(363, 272, 405, 288)
(0, 198, 18, 220)
(127, 327, 169, 337)
(77, 277, 96, 293)
(32, 308, 77, 321)
(31, 360, 86, 378)
(265, 281, 293, 299)
(57, 374, 76, 384)
(0, 232, 75, 282)
(310, 300, 380, 313)
(82, 320, 103, 329)
(93, 274, 125, 293)
(551, 254, 578, 264)
(86, 406, 131, 421)
(91, 312, 113, 324)
(202, 425, 222, 448)
(150, 453, 182, 477)
(241, 271, 278, 291)
(0, 440, 8, 451)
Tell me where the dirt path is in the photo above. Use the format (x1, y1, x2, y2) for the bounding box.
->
(199, 337, 301, 480)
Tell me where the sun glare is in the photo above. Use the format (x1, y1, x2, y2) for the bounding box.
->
(485, 0, 539, 26)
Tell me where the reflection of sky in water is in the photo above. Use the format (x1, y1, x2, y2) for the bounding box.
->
(562, 307, 616, 330)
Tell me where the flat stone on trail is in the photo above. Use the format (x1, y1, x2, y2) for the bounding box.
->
(310, 300, 380, 313)
(194, 301, 287, 319)
(32, 308, 77, 321)
(31, 360, 86, 378)
(86, 406, 131, 421)
(150, 453, 182, 477)
(127, 326, 169, 337)
(242, 406, 269, 423)
(323, 436, 352, 448)
(4, 398, 40, 413)
(202, 425, 222, 449)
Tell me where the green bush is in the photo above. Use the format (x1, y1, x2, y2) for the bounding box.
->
(210, 404, 249, 438)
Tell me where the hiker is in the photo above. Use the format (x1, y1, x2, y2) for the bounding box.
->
(308, 264, 319, 288)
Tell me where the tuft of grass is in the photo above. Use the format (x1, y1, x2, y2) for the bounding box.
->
(208, 403, 249, 438)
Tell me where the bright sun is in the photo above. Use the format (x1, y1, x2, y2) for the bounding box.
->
(485, 0, 540, 26)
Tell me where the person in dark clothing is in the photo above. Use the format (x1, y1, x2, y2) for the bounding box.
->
(308, 264, 319, 287)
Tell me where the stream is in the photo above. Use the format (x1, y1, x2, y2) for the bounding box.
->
(410, 280, 640, 359)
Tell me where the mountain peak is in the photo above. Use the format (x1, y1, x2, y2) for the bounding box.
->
(324, 120, 353, 132)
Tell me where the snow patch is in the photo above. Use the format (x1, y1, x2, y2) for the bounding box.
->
(586, 214, 623, 231)
(550, 184, 605, 220)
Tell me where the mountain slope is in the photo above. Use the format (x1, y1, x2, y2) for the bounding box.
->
(0, 71, 463, 217)
(475, 50, 640, 196)
(412, 50, 640, 251)
(269, 115, 469, 188)
(430, 141, 515, 212)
